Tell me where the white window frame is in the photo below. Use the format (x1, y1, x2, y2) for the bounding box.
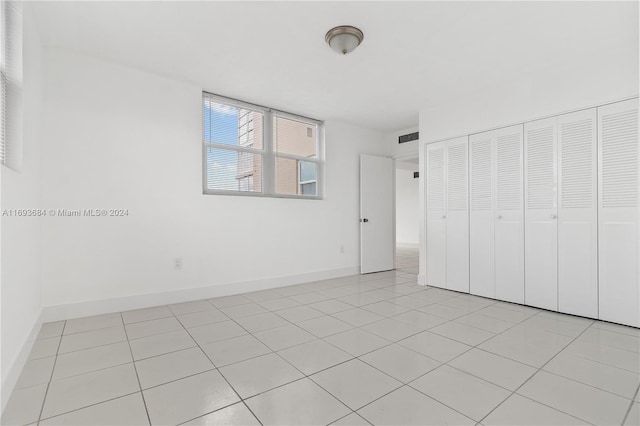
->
(202, 92, 324, 199)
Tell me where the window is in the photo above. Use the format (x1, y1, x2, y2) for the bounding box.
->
(203, 92, 323, 198)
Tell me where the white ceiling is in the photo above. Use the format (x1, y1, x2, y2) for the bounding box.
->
(30, 1, 638, 132)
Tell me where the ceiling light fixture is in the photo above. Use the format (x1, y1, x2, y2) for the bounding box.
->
(325, 25, 364, 55)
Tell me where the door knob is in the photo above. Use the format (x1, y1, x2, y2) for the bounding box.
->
(442, 215, 446, 219)
(360, 218, 369, 223)
(498, 215, 503, 219)
(552, 214, 557, 219)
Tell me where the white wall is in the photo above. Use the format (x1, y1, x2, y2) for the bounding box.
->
(1, 9, 44, 409)
(40, 49, 390, 314)
(395, 166, 419, 246)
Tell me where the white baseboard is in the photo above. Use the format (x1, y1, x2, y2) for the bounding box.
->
(2, 310, 43, 412)
(41, 265, 360, 323)
(418, 274, 426, 286)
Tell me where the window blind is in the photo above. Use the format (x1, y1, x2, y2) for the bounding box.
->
(203, 95, 265, 193)
(1, 1, 22, 170)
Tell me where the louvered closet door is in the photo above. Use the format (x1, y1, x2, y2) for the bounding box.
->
(598, 98, 639, 327)
(494, 125, 525, 304)
(557, 109, 598, 318)
(469, 132, 495, 298)
(426, 142, 447, 288)
(525, 118, 558, 310)
(446, 137, 469, 293)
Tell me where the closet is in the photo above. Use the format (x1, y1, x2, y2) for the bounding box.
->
(597, 99, 639, 327)
(524, 116, 558, 311)
(425, 136, 469, 292)
(469, 125, 524, 304)
(423, 97, 639, 328)
(557, 109, 598, 318)
(524, 109, 598, 315)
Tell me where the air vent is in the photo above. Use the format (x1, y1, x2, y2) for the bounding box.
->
(399, 132, 419, 144)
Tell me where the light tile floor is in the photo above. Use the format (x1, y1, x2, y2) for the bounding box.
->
(3, 248, 640, 425)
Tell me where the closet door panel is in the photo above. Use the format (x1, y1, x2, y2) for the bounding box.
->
(557, 108, 598, 318)
(525, 118, 558, 310)
(598, 99, 639, 327)
(470, 134, 494, 298)
(495, 220, 524, 303)
(426, 143, 447, 288)
(494, 126, 525, 304)
(446, 138, 470, 293)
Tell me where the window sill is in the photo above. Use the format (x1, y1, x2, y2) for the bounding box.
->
(203, 190, 322, 200)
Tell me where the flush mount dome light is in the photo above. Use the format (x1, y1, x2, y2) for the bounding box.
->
(325, 25, 364, 55)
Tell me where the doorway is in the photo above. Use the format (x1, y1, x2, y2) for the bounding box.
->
(395, 156, 419, 274)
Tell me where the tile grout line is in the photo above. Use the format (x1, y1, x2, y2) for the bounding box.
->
(35, 319, 67, 425)
(534, 319, 640, 393)
(208, 280, 423, 423)
(382, 296, 614, 423)
(205, 298, 361, 425)
(536, 365, 639, 401)
(328, 411, 373, 426)
(620, 382, 640, 426)
(170, 306, 265, 426)
(37, 391, 145, 423)
(36, 318, 227, 422)
(121, 312, 153, 426)
(362, 304, 542, 424)
(265, 283, 525, 423)
(476, 320, 601, 425)
(173, 400, 247, 426)
(359, 382, 476, 424)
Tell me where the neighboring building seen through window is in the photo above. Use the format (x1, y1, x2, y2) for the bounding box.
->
(203, 92, 322, 198)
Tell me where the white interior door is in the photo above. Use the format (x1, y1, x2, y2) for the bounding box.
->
(598, 98, 639, 327)
(445, 138, 469, 293)
(426, 143, 447, 288)
(360, 154, 394, 274)
(469, 132, 495, 298)
(557, 108, 598, 318)
(494, 125, 525, 304)
(525, 118, 558, 310)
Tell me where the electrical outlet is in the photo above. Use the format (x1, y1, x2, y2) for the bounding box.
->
(174, 257, 183, 270)
(340, 244, 345, 254)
